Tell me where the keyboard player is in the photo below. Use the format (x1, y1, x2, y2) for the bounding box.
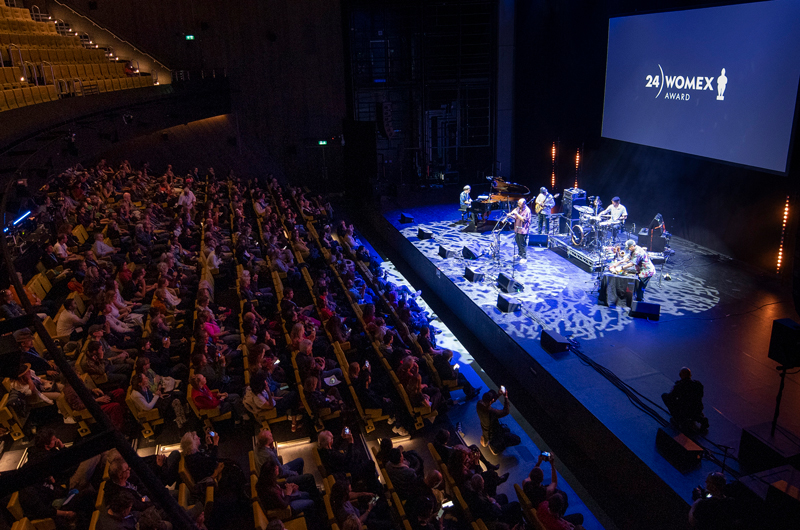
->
(460, 185, 477, 223)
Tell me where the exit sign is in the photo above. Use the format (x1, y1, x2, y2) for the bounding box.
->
(318, 140, 327, 146)
(186, 35, 195, 41)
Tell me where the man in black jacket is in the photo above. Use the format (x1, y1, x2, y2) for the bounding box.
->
(662, 367, 709, 432)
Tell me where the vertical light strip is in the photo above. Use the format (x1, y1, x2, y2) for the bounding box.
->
(574, 148, 580, 188)
(551, 142, 556, 189)
(778, 195, 790, 273)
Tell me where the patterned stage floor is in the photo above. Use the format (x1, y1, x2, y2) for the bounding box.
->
(382, 202, 800, 504)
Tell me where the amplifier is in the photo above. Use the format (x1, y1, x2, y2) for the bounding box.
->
(562, 188, 586, 221)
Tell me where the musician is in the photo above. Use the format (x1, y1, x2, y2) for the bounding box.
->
(534, 187, 556, 235)
(599, 196, 627, 242)
(459, 185, 477, 223)
(509, 198, 532, 263)
(610, 239, 655, 301)
(460, 185, 472, 209)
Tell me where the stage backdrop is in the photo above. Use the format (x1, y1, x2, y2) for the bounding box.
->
(515, 0, 800, 273)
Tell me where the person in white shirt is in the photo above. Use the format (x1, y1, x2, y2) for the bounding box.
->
(56, 298, 93, 339)
(599, 196, 628, 242)
(176, 184, 196, 210)
(599, 196, 628, 223)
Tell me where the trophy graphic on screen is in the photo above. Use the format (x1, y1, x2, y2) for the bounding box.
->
(716, 68, 727, 100)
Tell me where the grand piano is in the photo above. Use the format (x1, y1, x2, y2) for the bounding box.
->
(470, 177, 531, 216)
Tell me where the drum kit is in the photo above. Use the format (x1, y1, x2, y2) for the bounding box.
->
(570, 205, 623, 250)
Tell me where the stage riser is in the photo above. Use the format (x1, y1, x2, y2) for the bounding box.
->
(374, 213, 690, 530)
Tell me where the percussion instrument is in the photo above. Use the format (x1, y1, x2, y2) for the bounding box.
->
(574, 205, 594, 214)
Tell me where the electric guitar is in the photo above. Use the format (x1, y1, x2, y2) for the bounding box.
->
(534, 193, 560, 214)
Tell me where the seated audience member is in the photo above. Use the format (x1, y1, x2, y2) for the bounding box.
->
(96, 490, 138, 530)
(523, 453, 583, 526)
(477, 389, 520, 455)
(130, 372, 186, 427)
(317, 430, 380, 493)
(104, 459, 152, 512)
(432, 349, 481, 400)
(19, 475, 95, 530)
(353, 368, 408, 435)
(255, 460, 316, 520)
(179, 430, 246, 494)
(375, 438, 423, 477)
(689, 472, 737, 530)
(189, 373, 244, 421)
(537, 492, 586, 530)
(244, 372, 302, 431)
(329, 479, 393, 530)
(62, 373, 126, 430)
(83, 340, 129, 391)
(55, 299, 94, 341)
(303, 375, 344, 417)
(385, 447, 423, 500)
(662, 367, 709, 432)
(433, 428, 499, 474)
(11, 362, 60, 407)
(464, 474, 522, 527)
(253, 430, 316, 495)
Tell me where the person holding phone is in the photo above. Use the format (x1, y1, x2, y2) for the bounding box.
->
(329, 479, 392, 530)
(476, 388, 520, 455)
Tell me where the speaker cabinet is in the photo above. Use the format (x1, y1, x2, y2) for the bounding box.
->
(768, 319, 800, 368)
(400, 213, 414, 224)
(630, 301, 660, 320)
(656, 428, 703, 470)
(497, 272, 524, 293)
(540, 329, 570, 354)
(418, 228, 433, 240)
(465, 266, 484, 282)
(439, 245, 457, 259)
(528, 234, 548, 247)
(497, 293, 521, 313)
(462, 245, 480, 260)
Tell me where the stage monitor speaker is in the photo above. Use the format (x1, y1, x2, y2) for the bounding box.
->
(418, 228, 433, 240)
(630, 301, 660, 320)
(540, 329, 570, 354)
(528, 234, 548, 247)
(497, 293, 521, 313)
(439, 245, 457, 259)
(656, 428, 703, 470)
(766, 479, 800, 526)
(465, 266, 484, 283)
(497, 272, 524, 293)
(400, 213, 414, 224)
(768, 319, 800, 368)
(462, 245, 480, 260)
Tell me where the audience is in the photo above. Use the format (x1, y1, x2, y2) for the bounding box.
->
(0, 160, 600, 530)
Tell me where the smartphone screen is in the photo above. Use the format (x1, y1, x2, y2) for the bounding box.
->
(500, 385, 506, 394)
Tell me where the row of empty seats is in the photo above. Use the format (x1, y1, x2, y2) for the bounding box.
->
(0, 17, 58, 35)
(11, 46, 109, 66)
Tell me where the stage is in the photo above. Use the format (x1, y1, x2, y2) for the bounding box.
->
(370, 201, 800, 529)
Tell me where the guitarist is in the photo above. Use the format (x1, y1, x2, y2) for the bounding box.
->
(534, 187, 558, 234)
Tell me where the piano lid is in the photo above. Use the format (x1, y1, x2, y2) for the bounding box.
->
(490, 177, 530, 200)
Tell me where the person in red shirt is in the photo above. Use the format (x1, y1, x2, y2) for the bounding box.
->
(189, 374, 244, 422)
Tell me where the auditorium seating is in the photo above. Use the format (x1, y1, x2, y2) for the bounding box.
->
(0, 4, 155, 113)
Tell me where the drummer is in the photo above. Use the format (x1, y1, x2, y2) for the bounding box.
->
(599, 196, 627, 242)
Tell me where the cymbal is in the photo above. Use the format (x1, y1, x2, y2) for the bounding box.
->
(574, 205, 594, 214)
